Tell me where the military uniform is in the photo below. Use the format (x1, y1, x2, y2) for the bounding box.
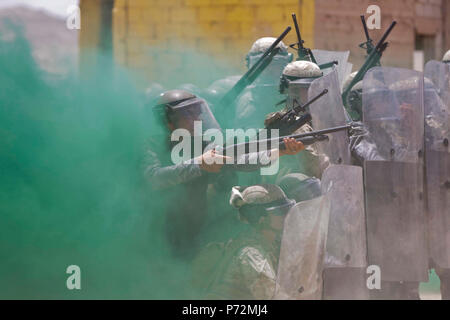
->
(192, 184, 294, 300)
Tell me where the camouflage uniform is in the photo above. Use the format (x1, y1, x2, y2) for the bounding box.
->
(192, 184, 294, 299)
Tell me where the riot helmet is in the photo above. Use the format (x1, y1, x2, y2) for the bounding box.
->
(153, 90, 221, 135)
(279, 60, 323, 108)
(230, 184, 295, 225)
(246, 37, 293, 85)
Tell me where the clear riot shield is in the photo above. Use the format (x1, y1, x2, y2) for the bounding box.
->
(424, 61, 450, 268)
(309, 69, 351, 166)
(321, 165, 368, 299)
(362, 67, 428, 282)
(274, 195, 330, 300)
(311, 49, 351, 88)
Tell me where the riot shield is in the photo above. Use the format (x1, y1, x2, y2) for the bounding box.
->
(424, 61, 450, 268)
(362, 67, 428, 282)
(321, 165, 368, 299)
(309, 69, 351, 166)
(274, 195, 330, 300)
(312, 49, 351, 87)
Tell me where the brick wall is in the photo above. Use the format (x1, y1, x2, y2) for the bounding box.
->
(80, 0, 449, 81)
(314, 0, 448, 70)
(111, 0, 314, 84)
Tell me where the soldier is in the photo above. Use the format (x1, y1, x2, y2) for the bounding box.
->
(192, 184, 296, 299)
(424, 59, 450, 300)
(352, 68, 428, 299)
(235, 37, 293, 129)
(263, 60, 324, 182)
(143, 89, 304, 260)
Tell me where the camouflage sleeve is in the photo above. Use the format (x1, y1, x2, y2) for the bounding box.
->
(143, 147, 203, 190)
(237, 246, 277, 300)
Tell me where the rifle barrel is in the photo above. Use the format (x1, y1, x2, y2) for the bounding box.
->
(361, 15, 370, 41)
(293, 88, 328, 113)
(292, 13, 302, 45)
(375, 21, 397, 51)
(218, 26, 291, 107)
(223, 124, 351, 154)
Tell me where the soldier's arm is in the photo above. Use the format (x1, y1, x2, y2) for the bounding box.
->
(143, 147, 203, 190)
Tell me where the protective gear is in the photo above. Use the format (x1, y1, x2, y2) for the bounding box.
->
(321, 165, 368, 299)
(309, 68, 352, 168)
(361, 67, 428, 282)
(274, 194, 330, 299)
(154, 90, 220, 134)
(246, 37, 293, 85)
(279, 61, 322, 102)
(230, 184, 295, 225)
(246, 37, 292, 67)
(424, 60, 450, 269)
(235, 38, 292, 128)
(311, 49, 351, 88)
(443, 49, 450, 63)
(276, 173, 322, 203)
(193, 183, 295, 299)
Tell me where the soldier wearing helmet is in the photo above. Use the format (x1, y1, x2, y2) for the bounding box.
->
(143, 90, 304, 260)
(235, 37, 293, 129)
(192, 184, 295, 299)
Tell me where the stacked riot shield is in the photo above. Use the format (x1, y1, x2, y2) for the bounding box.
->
(309, 68, 352, 167)
(424, 61, 450, 269)
(362, 67, 428, 284)
(306, 67, 368, 299)
(274, 195, 330, 299)
(321, 165, 368, 299)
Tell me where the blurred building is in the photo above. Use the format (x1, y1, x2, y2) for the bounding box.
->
(79, 0, 450, 82)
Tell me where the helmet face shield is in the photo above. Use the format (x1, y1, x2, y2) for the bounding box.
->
(283, 78, 316, 109)
(167, 98, 221, 135)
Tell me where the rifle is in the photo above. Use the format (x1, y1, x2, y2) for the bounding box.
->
(359, 15, 376, 57)
(265, 89, 328, 136)
(216, 26, 291, 126)
(342, 20, 397, 112)
(290, 13, 317, 64)
(218, 124, 351, 157)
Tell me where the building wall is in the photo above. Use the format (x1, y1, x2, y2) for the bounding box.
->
(314, 0, 448, 70)
(111, 0, 314, 83)
(79, 0, 449, 81)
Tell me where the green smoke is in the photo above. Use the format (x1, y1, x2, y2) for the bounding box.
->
(0, 24, 241, 299)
